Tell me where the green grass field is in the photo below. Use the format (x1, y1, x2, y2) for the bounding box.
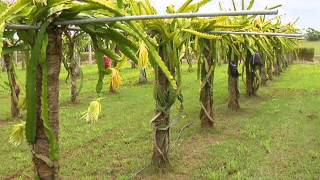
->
(0, 63, 319, 179)
(300, 40, 320, 55)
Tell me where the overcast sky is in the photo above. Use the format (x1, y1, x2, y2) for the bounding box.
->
(151, 0, 320, 30)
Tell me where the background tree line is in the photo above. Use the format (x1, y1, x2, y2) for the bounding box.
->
(305, 28, 320, 41)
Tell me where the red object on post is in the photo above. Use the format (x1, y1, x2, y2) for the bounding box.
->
(104, 55, 112, 69)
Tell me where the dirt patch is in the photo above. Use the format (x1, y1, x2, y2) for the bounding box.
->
(307, 113, 318, 120)
(135, 133, 227, 180)
(0, 120, 8, 126)
(3, 171, 32, 180)
(0, 119, 15, 128)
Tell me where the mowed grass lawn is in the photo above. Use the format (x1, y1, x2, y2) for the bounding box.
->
(300, 40, 320, 55)
(0, 63, 319, 179)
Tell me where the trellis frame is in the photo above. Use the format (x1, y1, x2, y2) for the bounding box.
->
(5, 10, 278, 29)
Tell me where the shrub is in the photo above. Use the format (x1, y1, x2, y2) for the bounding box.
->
(298, 48, 315, 61)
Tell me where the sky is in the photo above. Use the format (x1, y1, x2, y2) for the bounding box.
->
(151, 0, 320, 30)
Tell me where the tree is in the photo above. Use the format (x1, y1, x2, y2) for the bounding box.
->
(199, 40, 216, 128)
(0, 0, 22, 118)
(227, 47, 241, 110)
(306, 28, 320, 41)
(63, 31, 83, 103)
(1, 31, 28, 119)
(3, 42, 21, 117)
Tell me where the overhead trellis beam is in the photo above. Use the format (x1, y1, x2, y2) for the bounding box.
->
(54, 10, 278, 26)
(4, 10, 278, 30)
(208, 31, 303, 38)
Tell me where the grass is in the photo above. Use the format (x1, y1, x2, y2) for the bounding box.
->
(0, 63, 319, 179)
(300, 40, 320, 55)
